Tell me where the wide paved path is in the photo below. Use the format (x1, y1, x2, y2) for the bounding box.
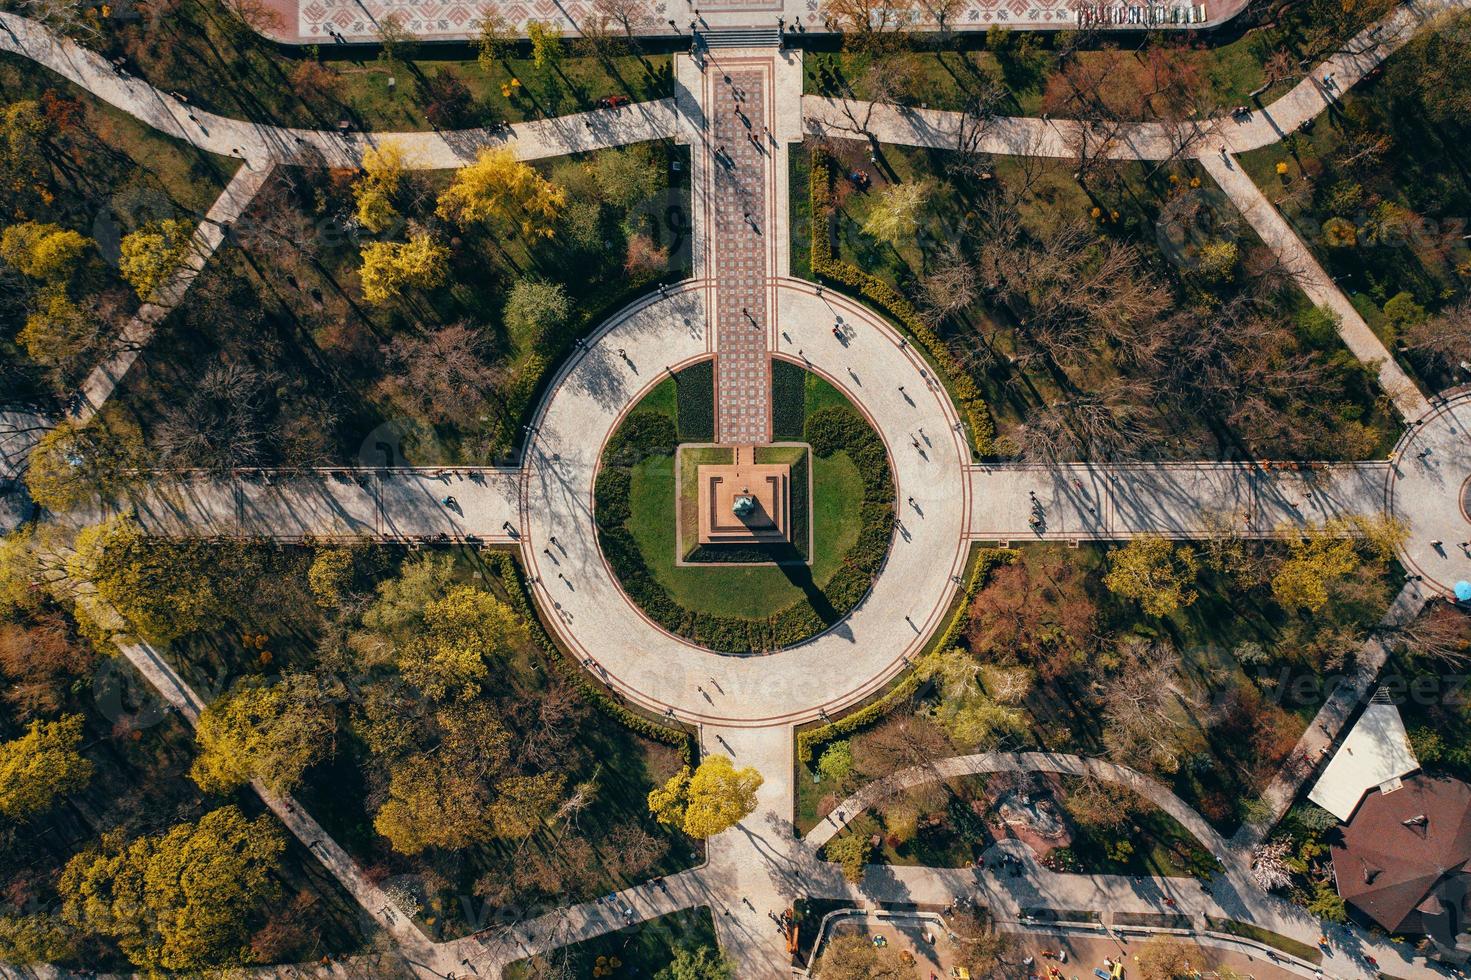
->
(968, 461, 1390, 542)
(99, 467, 522, 544)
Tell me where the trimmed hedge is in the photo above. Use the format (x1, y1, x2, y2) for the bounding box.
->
(675, 360, 715, 442)
(771, 360, 807, 440)
(807, 151, 995, 457)
(489, 550, 696, 764)
(595, 387, 895, 653)
(796, 547, 1016, 764)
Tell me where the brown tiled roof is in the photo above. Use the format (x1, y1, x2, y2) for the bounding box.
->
(1331, 774, 1471, 933)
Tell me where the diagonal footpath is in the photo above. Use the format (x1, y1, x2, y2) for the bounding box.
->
(1198, 150, 1430, 420)
(71, 163, 273, 424)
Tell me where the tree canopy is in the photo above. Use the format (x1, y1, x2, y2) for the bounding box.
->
(60, 806, 284, 971)
(0, 714, 93, 821)
(436, 147, 567, 238)
(648, 755, 762, 839)
(191, 675, 337, 794)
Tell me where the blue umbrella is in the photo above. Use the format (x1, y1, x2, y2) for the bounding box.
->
(1455, 581, 1471, 602)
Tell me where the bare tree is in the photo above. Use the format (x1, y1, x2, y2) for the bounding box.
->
(1391, 601, 1471, 667)
(1401, 300, 1471, 378)
(1098, 638, 1200, 773)
(376, 322, 503, 428)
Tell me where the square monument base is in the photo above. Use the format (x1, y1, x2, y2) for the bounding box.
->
(697, 445, 791, 545)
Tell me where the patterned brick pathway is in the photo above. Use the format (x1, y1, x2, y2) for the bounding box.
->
(708, 63, 775, 444)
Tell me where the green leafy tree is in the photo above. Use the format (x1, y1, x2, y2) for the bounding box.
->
(590, 146, 662, 210)
(656, 945, 735, 980)
(503, 278, 570, 348)
(817, 740, 854, 784)
(824, 831, 873, 883)
(118, 219, 194, 298)
(0, 714, 93, 820)
(1103, 536, 1199, 617)
(191, 675, 337, 794)
(60, 806, 284, 971)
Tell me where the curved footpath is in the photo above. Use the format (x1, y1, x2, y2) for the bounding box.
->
(0, 11, 678, 169)
(519, 278, 971, 726)
(803, 751, 1237, 867)
(802, 0, 1470, 161)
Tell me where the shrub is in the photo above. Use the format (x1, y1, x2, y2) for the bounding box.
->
(675, 360, 714, 441)
(771, 360, 806, 440)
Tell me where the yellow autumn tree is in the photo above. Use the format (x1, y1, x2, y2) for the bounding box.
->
(118, 219, 193, 298)
(0, 221, 92, 281)
(353, 141, 407, 234)
(190, 676, 336, 794)
(1103, 535, 1199, 618)
(1272, 525, 1362, 613)
(647, 755, 762, 838)
(358, 232, 448, 305)
(436, 147, 566, 239)
(0, 714, 93, 820)
(392, 584, 527, 700)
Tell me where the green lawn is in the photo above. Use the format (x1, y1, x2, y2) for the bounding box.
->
(629, 450, 858, 619)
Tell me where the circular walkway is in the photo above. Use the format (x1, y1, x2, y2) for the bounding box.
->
(518, 278, 971, 726)
(1388, 391, 1471, 595)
